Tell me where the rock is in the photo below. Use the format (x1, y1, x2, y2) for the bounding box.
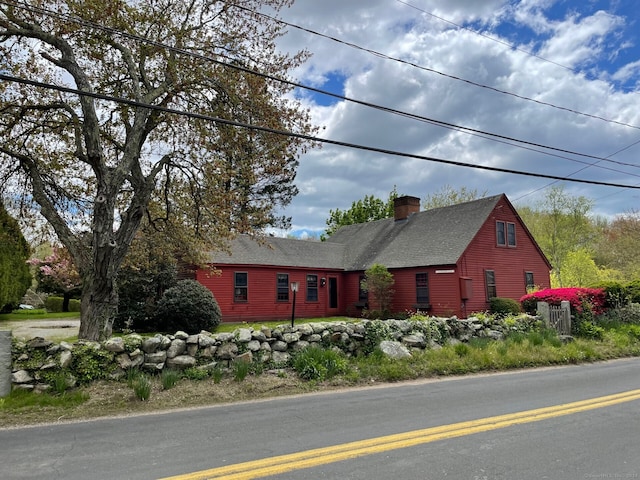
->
(216, 332, 234, 343)
(379, 340, 411, 359)
(104, 337, 125, 353)
(216, 342, 238, 359)
(166, 339, 186, 359)
(166, 355, 197, 369)
(271, 351, 290, 364)
(402, 333, 426, 348)
(234, 351, 253, 364)
(259, 342, 271, 351)
(59, 350, 73, 368)
(486, 330, 504, 341)
(246, 340, 261, 352)
(296, 324, 313, 336)
(186, 335, 199, 344)
(271, 340, 288, 352)
(12, 370, 34, 384)
(141, 336, 162, 353)
(200, 346, 216, 358)
(559, 335, 575, 344)
(251, 330, 267, 342)
(292, 340, 310, 351)
(199, 334, 216, 348)
(187, 344, 198, 356)
(27, 337, 52, 349)
(145, 351, 167, 364)
(307, 334, 322, 343)
(174, 331, 189, 340)
(236, 328, 252, 343)
(116, 353, 134, 369)
(283, 332, 300, 343)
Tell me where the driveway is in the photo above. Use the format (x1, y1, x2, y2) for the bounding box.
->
(0, 319, 80, 341)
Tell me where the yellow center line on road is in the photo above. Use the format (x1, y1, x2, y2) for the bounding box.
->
(159, 388, 640, 480)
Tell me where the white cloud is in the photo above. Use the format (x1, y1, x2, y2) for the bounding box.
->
(273, 0, 640, 235)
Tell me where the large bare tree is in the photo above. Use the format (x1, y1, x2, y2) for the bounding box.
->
(0, 0, 316, 340)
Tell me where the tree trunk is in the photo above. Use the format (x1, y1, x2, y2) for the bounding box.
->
(78, 273, 118, 341)
(62, 292, 70, 313)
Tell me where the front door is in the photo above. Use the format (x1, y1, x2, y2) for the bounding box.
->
(328, 277, 338, 309)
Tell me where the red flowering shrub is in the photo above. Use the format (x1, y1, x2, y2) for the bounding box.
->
(520, 287, 606, 316)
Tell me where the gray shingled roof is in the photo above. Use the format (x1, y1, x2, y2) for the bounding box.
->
(207, 235, 346, 269)
(208, 195, 504, 271)
(327, 194, 503, 270)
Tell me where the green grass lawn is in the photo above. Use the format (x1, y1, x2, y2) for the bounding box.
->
(0, 310, 80, 322)
(215, 316, 356, 333)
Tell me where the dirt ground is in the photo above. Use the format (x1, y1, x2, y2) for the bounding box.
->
(0, 319, 80, 342)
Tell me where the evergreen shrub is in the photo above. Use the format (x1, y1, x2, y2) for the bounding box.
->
(154, 280, 221, 334)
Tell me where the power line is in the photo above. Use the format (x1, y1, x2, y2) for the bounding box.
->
(3, 0, 639, 176)
(2, 73, 640, 191)
(234, 3, 640, 132)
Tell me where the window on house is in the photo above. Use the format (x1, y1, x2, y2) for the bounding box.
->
(485, 270, 497, 299)
(234, 272, 248, 302)
(525, 271, 535, 291)
(358, 274, 368, 303)
(496, 221, 506, 246)
(306, 274, 318, 302)
(416, 273, 429, 304)
(277, 273, 289, 301)
(507, 222, 516, 246)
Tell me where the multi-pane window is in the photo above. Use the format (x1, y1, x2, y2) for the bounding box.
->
(306, 274, 318, 302)
(485, 270, 497, 299)
(358, 274, 368, 303)
(496, 221, 516, 246)
(416, 273, 429, 304)
(234, 272, 248, 302)
(525, 271, 535, 291)
(507, 222, 516, 246)
(496, 221, 506, 246)
(277, 273, 289, 301)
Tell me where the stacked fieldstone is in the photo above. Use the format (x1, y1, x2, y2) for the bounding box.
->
(9, 315, 539, 391)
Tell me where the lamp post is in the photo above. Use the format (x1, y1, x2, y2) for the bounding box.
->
(290, 281, 299, 328)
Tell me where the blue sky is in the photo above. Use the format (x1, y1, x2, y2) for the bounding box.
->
(274, 0, 640, 237)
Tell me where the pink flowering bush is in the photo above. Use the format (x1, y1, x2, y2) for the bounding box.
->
(520, 287, 606, 316)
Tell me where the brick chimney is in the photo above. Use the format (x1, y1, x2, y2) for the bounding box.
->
(393, 196, 420, 221)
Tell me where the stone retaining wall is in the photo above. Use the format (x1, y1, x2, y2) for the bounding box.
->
(9, 315, 539, 391)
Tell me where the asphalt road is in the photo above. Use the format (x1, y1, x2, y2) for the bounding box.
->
(2, 358, 640, 480)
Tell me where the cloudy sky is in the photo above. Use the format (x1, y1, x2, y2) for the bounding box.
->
(268, 0, 640, 237)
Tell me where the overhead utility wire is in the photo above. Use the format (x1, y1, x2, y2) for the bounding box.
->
(235, 3, 640, 132)
(2, 73, 640, 191)
(5, 1, 639, 174)
(398, 0, 640, 195)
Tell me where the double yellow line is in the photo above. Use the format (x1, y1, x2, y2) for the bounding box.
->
(160, 388, 640, 480)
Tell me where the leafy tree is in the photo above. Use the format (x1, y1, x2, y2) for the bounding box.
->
(28, 246, 82, 312)
(559, 248, 621, 288)
(594, 210, 640, 281)
(361, 263, 395, 317)
(518, 186, 595, 287)
(0, 1, 316, 340)
(323, 187, 398, 239)
(423, 185, 488, 210)
(114, 224, 179, 332)
(0, 203, 31, 311)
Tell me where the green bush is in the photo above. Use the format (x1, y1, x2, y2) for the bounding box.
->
(45, 296, 80, 313)
(154, 280, 221, 334)
(489, 297, 522, 317)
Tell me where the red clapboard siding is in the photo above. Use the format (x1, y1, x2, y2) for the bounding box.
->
(457, 196, 551, 315)
(197, 265, 344, 322)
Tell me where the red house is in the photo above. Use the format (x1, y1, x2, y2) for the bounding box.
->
(196, 194, 551, 322)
